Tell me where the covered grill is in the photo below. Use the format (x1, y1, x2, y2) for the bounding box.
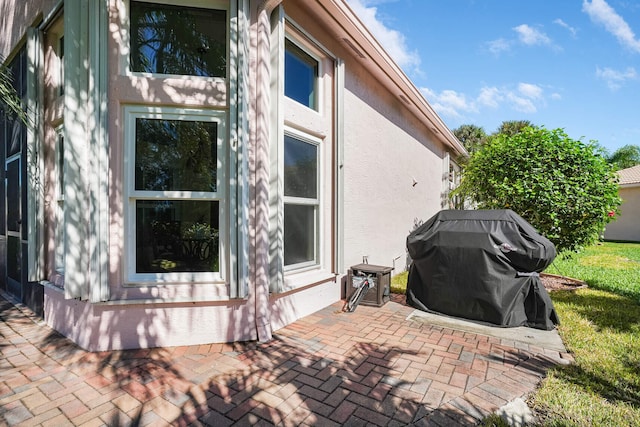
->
(406, 209, 559, 330)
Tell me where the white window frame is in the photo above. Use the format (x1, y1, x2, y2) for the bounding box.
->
(284, 29, 323, 113)
(121, 0, 230, 81)
(123, 105, 227, 284)
(268, 13, 336, 292)
(282, 127, 322, 273)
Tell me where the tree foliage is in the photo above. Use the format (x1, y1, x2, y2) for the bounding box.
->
(608, 144, 640, 170)
(495, 120, 533, 136)
(454, 126, 621, 253)
(453, 124, 488, 155)
(0, 55, 27, 125)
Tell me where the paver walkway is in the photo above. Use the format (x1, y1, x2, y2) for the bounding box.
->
(0, 293, 572, 426)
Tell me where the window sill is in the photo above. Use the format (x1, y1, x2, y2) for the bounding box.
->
(281, 268, 337, 294)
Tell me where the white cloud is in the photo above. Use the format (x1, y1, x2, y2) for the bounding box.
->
(486, 38, 512, 55)
(518, 83, 543, 99)
(551, 92, 562, 100)
(486, 24, 559, 55)
(553, 18, 578, 37)
(513, 24, 552, 46)
(583, 0, 640, 53)
(477, 87, 503, 108)
(507, 93, 538, 113)
(422, 83, 554, 119)
(596, 66, 637, 90)
(421, 88, 476, 118)
(347, 0, 421, 71)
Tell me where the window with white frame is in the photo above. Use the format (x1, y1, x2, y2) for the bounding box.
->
(283, 131, 320, 269)
(124, 106, 226, 282)
(128, 0, 228, 78)
(284, 38, 318, 110)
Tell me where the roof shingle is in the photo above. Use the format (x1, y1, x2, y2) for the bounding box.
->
(618, 164, 640, 185)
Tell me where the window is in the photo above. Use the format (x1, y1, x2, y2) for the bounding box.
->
(285, 38, 318, 110)
(55, 130, 65, 273)
(58, 35, 64, 96)
(283, 133, 319, 268)
(270, 20, 334, 287)
(125, 107, 226, 282)
(129, 1, 227, 77)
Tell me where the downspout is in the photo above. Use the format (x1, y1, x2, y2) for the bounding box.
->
(254, 0, 282, 342)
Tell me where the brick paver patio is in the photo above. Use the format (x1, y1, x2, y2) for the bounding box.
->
(0, 293, 572, 426)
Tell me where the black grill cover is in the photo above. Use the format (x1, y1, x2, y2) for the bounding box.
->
(406, 209, 559, 330)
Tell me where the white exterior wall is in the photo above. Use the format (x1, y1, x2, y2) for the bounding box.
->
(342, 66, 447, 274)
(604, 185, 640, 242)
(45, 286, 254, 350)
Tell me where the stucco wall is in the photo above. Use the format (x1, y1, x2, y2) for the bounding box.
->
(0, 0, 59, 58)
(282, 1, 452, 277)
(45, 286, 256, 351)
(342, 64, 446, 274)
(604, 186, 640, 242)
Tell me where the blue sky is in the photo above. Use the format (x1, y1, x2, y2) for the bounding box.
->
(346, 0, 640, 154)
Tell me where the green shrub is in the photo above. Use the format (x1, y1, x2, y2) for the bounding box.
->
(454, 127, 621, 252)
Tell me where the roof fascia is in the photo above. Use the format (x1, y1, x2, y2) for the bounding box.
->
(307, 0, 467, 157)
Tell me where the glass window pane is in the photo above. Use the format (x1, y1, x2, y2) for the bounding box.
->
(7, 236, 21, 282)
(58, 134, 64, 196)
(285, 39, 317, 109)
(136, 200, 219, 273)
(56, 134, 65, 272)
(7, 160, 20, 233)
(135, 118, 218, 192)
(130, 1, 227, 77)
(59, 36, 65, 96)
(9, 49, 27, 98)
(7, 117, 24, 158)
(284, 204, 315, 266)
(0, 109, 4, 236)
(284, 135, 317, 198)
(5, 48, 26, 157)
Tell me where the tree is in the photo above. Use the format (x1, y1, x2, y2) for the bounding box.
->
(453, 124, 488, 155)
(495, 120, 534, 136)
(608, 144, 640, 170)
(454, 126, 621, 253)
(0, 55, 27, 125)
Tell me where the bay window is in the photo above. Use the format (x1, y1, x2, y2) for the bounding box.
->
(128, 0, 228, 78)
(125, 106, 226, 283)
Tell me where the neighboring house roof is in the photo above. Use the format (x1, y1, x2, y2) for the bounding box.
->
(618, 164, 640, 186)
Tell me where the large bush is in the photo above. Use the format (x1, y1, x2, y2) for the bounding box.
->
(454, 127, 621, 253)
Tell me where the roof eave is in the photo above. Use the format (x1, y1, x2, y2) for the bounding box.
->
(308, 0, 468, 158)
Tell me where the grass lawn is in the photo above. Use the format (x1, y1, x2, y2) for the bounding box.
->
(548, 242, 640, 302)
(391, 242, 640, 426)
(530, 242, 640, 426)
